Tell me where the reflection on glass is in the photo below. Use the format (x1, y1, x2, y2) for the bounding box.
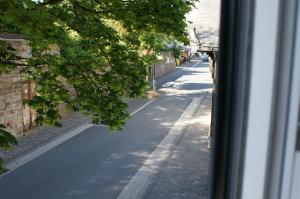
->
(297, 105, 300, 151)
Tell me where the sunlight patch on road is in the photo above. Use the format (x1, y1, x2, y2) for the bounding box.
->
(159, 88, 212, 96)
(117, 97, 204, 199)
(158, 66, 213, 96)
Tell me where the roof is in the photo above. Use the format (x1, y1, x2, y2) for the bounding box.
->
(186, 0, 221, 50)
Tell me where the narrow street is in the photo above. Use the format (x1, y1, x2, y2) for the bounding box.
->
(0, 60, 212, 199)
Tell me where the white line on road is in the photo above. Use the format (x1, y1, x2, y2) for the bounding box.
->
(1, 98, 157, 178)
(130, 98, 157, 116)
(162, 82, 173, 87)
(116, 97, 203, 199)
(93, 99, 157, 127)
(192, 61, 201, 67)
(162, 81, 184, 88)
(3, 124, 93, 176)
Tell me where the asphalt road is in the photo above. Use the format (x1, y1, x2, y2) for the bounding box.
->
(0, 61, 211, 199)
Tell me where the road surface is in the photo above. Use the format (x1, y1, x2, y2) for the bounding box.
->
(0, 61, 212, 199)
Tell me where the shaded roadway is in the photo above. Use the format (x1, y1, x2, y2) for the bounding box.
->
(0, 61, 211, 199)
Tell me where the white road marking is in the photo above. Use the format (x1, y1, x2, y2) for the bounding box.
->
(130, 98, 157, 116)
(92, 99, 157, 127)
(162, 82, 184, 88)
(162, 82, 173, 87)
(2, 124, 93, 177)
(1, 98, 157, 177)
(192, 61, 201, 67)
(116, 97, 203, 199)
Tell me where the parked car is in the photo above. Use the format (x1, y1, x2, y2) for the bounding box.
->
(201, 53, 209, 62)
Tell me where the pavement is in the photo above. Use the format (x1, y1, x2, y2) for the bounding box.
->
(0, 58, 212, 199)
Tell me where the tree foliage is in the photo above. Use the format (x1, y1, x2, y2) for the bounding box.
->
(0, 125, 17, 174)
(0, 0, 196, 130)
(0, 0, 197, 173)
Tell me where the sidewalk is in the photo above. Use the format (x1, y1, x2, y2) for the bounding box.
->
(0, 112, 89, 163)
(142, 92, 212, 199)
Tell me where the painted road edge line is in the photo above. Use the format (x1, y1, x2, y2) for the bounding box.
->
(130, 98, 157, 116)
(1, 98, 157, 178)
(192, 60, 201, 67)
(93, 98, 157, 127)
(2, 124, 93, 176)
(116, 97, 203, 199)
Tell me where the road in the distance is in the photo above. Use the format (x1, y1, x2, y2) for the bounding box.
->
(0, 61, 211, 199)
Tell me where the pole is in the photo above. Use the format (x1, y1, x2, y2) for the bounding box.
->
(152, 62, 156, 90)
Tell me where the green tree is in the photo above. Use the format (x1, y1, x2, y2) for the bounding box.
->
(0, 125, 17, 173)
(139, 32, 181, 88)
(0, 0, 196, 172)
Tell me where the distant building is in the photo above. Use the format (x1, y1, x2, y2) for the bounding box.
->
(186, 0, 221, 137)
(186, 0, 220, 53)
(187, 0, 220, 76)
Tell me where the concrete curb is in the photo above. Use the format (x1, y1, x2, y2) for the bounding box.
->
(117, 97, 204, 199)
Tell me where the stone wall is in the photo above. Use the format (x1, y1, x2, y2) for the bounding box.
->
(0, 72, 71, 137)
(0, 73, 23, 137)
(8, 40, 31, 59)
(0, 40, 31, 137)
(0, 39, 63, 137)
(155, 51, 176, 77)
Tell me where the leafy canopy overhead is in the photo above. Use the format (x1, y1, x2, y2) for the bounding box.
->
(0, 0, 196, 130)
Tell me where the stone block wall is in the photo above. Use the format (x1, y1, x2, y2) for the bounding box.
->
(8, 40, 31, 59)
(155, 51, 176, 78)
(0, 73, 23, 137)
(0, 39, 63, 137)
